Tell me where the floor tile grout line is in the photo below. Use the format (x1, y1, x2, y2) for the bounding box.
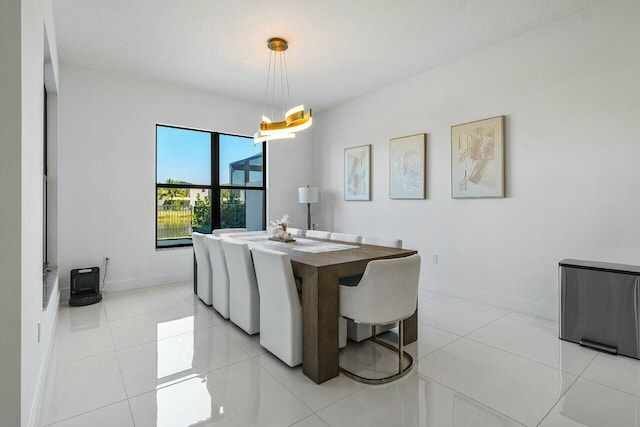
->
(308, 371, 366, 413)
(126, 398, 137, 427)
(577, 375, 640, 399)
(462, 310, 513, 337)
(102, 290, 198, 323)
(533, 341, 602, 426)
(576, 351, 599, 378)
(534, 370, 581, 426)
(248, 355, 318, 418)
(51, 348, 120, 369)
(110, 322, 226, 353)
(422, 293, 514, 316)
(416, 372, 527, 427)
(107, 306, 226, 330)
(416, 334, 466, 361)
(251, 351, 365, 415)
(462, 334, 598, 376)
(106, 309, 135, 403)
(414, 310, 514, 361)
(103, 300, 198, 323)
(52, 303, 113, 366)
(253, 349, 369, 415)
(117, 333, 255, 401)
(416, 306, 512, 338)
(120, 353, 258, 402)
(287, 413, 326, 427)
(41, 398, 130, 427)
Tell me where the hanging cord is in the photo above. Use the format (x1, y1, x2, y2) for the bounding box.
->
(279, 51, 286, 118)
(283, 50, 291, 107)
(261, 50, 274, 120)
(271, 50, 277, 122)
(102, 259, 109, 294)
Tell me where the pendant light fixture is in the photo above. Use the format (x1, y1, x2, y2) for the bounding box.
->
(253, 37, 312, 144)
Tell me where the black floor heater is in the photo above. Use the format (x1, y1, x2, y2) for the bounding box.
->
(69, 267, 102, 306)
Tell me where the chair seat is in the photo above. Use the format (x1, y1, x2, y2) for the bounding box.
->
(338, 274, 362, 287)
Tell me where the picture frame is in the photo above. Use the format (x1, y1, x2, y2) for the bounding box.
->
(451, 116, 505, 198)
(389, 133, 426, 199)
(344, 144, 371, 201)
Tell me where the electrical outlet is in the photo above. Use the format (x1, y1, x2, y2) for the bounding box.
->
(432, 254, 439, 264)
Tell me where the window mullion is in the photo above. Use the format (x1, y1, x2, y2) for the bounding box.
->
(212, 132, 221, 230)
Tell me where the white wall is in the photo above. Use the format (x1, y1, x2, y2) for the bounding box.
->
(57, 64, 313, 293)
(0, 0, 59, 425)
(0, 1, 25, 424)
(312, 0, 640, 320)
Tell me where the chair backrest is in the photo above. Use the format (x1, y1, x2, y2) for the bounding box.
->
(212, 228, 247, 236)
(305, 230, 331, 239)
(341, 254, 421, 325)
(330, 232, 362, 243)
(192, 232, 208, 267)
(361, 236, 403, 248)
(192, 232, 212, 304)
(287, 227, 303, 237)
(206, 234, 230, 318)
(221, 238, 260, 334)
(251, 246, 302, 366)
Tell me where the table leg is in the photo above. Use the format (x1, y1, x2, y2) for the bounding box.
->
(402, 305, 418, 345)
(193, 252, 197, 295)
(300, 265, 340, 384)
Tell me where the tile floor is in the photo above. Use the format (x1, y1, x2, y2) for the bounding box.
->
(39, 282, 640, 426)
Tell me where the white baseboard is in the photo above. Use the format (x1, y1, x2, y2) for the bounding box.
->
(60, 271, 192, 299)
(423, 281, 558, 321)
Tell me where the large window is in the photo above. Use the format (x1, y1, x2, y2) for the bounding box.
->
(156, 125, 266, 248)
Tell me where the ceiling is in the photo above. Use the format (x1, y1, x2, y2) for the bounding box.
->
(52, 0, 603, 112)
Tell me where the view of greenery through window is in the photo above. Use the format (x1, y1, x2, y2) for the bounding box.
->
(156, 126, 265, 247)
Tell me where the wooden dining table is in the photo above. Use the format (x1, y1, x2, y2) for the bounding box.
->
(203, 232, 419, 384)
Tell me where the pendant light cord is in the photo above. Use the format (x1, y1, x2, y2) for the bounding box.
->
(283, 52, 291, 107)
(279, 52, 285, 118)
(262, 48, 292, 122)
(262, 50, 274, 120)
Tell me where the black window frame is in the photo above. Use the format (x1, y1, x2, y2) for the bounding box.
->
(155, 124, 267, 249)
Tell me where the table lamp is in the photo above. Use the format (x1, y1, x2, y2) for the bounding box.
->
(298, 185, 319, 230)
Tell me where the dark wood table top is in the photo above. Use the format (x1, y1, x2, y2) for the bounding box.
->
(275, 240, 416, 268)
(228, 232, 417, 268)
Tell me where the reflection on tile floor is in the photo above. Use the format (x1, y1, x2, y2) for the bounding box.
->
(39, 283, 640, 426)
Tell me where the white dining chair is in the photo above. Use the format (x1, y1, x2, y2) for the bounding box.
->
(330, 232, 362, 243)
(362, 236, 403, 248)
(252, 246, 346, 367)
(192, 232, 213, 305)
(206, 234, 230, 319)
(221, 238, 260, 335)
(287, 227, 303, 237)
(212, 227, 247, 236)
(340, 254, 421, 384)
(348, 236, 402, 341)
(251, 246, 303, 366)
(305, 230, 331, 239)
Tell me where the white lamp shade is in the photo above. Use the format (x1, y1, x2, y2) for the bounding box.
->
(298, 186, 319, 204)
